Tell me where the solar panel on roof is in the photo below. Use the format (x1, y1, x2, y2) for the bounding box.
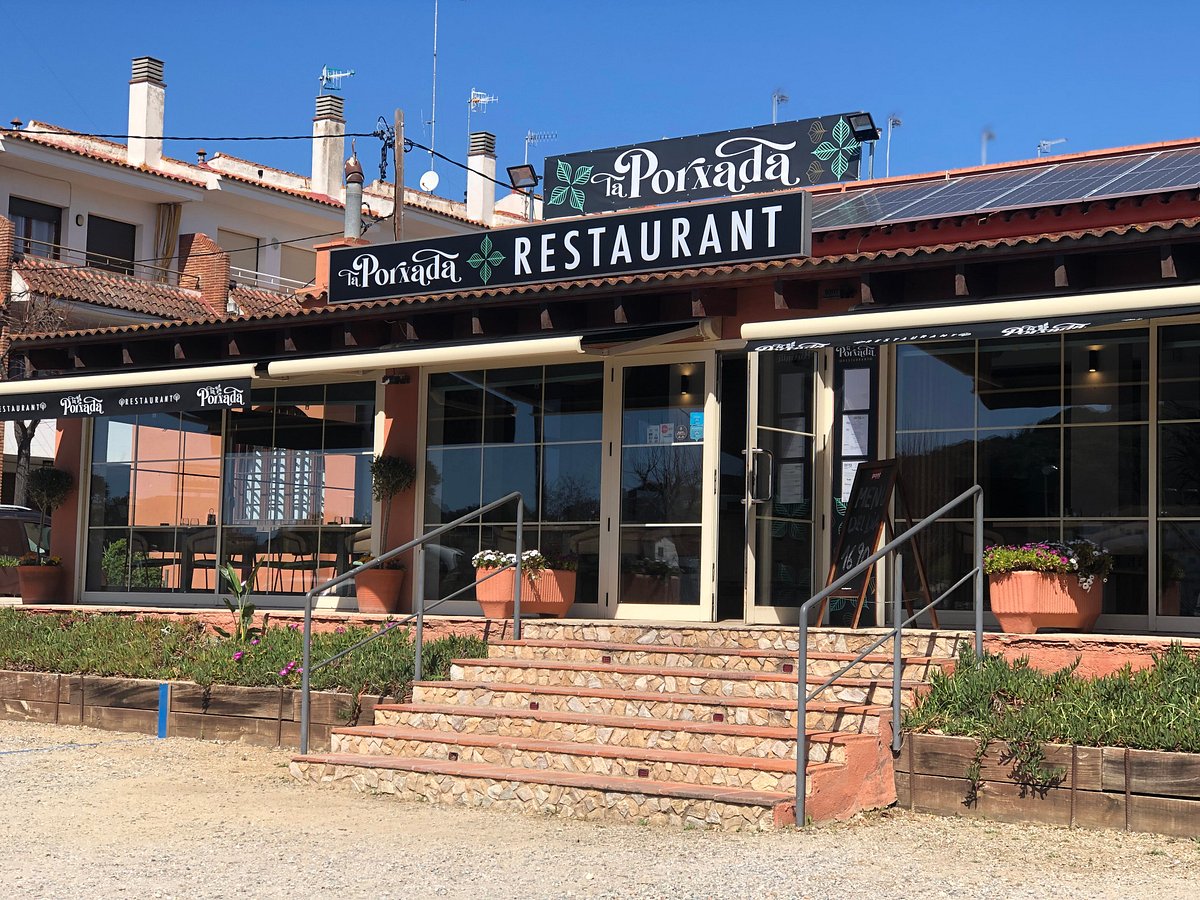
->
(811, 191, 866, 219)
(1090, 147, 1200, 198)
(812, 181, 951, 229)
(878, 167, 1053, 222)
(978, 156, 1145, 210)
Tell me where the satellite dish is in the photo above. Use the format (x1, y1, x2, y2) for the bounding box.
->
(419, 170, 440, 192)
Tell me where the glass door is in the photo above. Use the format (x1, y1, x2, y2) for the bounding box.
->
(604, 354, 717, 621)
(744, 350, 826, 625)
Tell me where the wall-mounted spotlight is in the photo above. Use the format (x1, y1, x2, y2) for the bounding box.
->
(1088, 349, 1100, 373)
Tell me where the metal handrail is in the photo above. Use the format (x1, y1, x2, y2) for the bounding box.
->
(794, 484, 984, 827)
(299, 491, 525, 754)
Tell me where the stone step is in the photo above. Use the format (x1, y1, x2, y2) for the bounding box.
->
(488, 638, 941, 679)
(406, 681, 883, 741)
(328, 725, 831, 794)
(519, 621, 969, 657)
(448, 659, 922, 707)
(290, 753, 794, 830)
(370, 701, 874, 764)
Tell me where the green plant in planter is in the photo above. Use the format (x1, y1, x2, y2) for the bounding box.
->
(215, 561, 268, 642)
(0, 556, 21, 568)
(984, 539, 1113, 591)
(26, 466, 73, 565)
(369, 454, 417, 550)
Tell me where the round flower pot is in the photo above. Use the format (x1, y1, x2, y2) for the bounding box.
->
(354, 568, 408, 614)
(17, 566, 65, 604)
(474, 569, 577, 618)
(988, 571, 1101, 633)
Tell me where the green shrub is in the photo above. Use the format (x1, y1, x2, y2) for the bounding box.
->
(0, 609, 486, 698)
(905, 643, 1200, 797)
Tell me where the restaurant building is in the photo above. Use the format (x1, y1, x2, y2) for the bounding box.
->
(6, 126, 1200, 636)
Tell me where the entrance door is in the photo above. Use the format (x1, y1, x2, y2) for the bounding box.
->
(744, 350, 828, 624)
(603, 353, 717, 621)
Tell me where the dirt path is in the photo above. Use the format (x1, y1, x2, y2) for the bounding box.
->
(0, 720, 1195, 899)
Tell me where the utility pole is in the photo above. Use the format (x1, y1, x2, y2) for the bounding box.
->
(393, 109, 404, 240)
(885, 115, 902, 177)
(771, 89, 789, 124)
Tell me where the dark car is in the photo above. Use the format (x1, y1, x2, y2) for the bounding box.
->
(0, 506, 51, 595)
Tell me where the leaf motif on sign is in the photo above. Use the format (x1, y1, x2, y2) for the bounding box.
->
(832, 154, 849, 179)
(467, 252, 485, 268)
(832, 117, 850, 146)
(569, 187, 585, 211)
(480, 235, 493, 256)
(572, 165, 593, 186)
(556, 159, 572, 184)
(549, 186, 569, 206)
(812, 142, 838, 161)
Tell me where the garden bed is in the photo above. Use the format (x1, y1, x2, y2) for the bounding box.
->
(0, 608, 487, 750)
(900, 644, 1200, 837)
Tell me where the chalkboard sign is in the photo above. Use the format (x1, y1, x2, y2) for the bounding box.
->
(829, 460, 898, 594)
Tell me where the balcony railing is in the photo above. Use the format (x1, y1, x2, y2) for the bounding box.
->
(15, 238, 200, 290)
(229, 266, 312, 292)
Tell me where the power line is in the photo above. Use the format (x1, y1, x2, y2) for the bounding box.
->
(11, 128, 380, 142)
(401, 135, 526, 193)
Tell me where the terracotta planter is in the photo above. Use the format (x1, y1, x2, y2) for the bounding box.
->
(988, 571, 1101, 633)
(354, 568, 408, 614)
(474, 569, 577, 618)
(17, 566, 65, 604)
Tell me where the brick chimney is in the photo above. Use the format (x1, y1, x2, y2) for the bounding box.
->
(466, 132, 497, 226)
(179, 233, 231, 316)
(312, 95, 346, 201)
(127, 56, 165, 168)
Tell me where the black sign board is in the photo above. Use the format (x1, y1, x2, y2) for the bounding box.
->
(329, 192, 812, 303)
(541, 113, 866, 220)
(0, 378, 250, 421)
(829, 460, 898, 595)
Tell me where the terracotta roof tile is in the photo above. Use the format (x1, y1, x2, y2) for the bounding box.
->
(15, 256, 217, 321)
(5, 123, 208, 187)
(229, 284, 304, 316)
(14, 216, 1199, 345)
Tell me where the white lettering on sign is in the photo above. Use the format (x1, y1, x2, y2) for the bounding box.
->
(999, 321, 1090, 337)
(604, 137, 801, 201)
(196, 384, 245, 408)
(60, 395, 104, 416)
(338, 249, 460, 289)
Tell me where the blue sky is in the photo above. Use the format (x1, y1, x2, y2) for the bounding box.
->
(7, 0, 1200, 202)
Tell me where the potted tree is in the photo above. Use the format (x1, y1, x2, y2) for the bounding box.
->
(471, 549, 578, 618)
(18, 466, 74, 604)
(355, 454, 416, 614)
(985, 539, 1113, 633)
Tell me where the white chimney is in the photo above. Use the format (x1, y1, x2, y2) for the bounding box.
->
(466, 131, 497, 226)
(312, 95, 346, 201)
(127, 56, 165, 168)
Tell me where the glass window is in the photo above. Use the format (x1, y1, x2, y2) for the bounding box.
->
(977, 339, 1061, 429)
(896, 342, 975, 431)
(423, 364, 604, 608)
(86, 214, 136, 275)
(9, 197, 62, 258)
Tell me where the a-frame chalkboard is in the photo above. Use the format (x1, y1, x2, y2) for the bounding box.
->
(819, 459, 937, 628)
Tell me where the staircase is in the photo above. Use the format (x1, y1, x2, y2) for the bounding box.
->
(289, 621, 966, 830)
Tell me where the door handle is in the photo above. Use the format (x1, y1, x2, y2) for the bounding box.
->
(747, 447, 774, 505)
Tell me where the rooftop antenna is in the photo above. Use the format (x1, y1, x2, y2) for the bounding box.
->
(421, 0, 441, 192)
(524, 130, 557, 165)
(1037, 137, 1067, 158)
(467, 88, 499, 139)
(318, 65, 355, 94)
(981, 127, 995, 165)
(885, 114, 902, 177)
(771, 89, 789, 124)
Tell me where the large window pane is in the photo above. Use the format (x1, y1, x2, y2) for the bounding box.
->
(978, 428, 1060, 518)
(542, 364, 603, 442)
(621, 445, 703, 523)
(1159, 523, 1200, 618)
(896, 430, 974, 518)
(1064, 331, 1148, 424)
(1160, 423, 1200, 516)
(481, 445, 538, 521)
(1069, 521, 1146, 616)
(977, 339, 1061, 429)
(1158, 324, 1200, 421)
(1064, 425, 1147, 518)
(542, 444, 601, 522)
(618, 526, 702, 605)
(896, 342, 975, 430)
(424, 447, 481, 524)
(482, 367, 540, 445)
(427, 372, 484, 445)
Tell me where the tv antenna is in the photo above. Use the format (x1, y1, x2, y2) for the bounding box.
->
(467, 88, 499, 139)
(771, 89, 789, 124)
(1037, 137, 1067, 157)
(981, 127, 995, 165)
(318, 65, 355, 94)
(524, 130, 557, 165)
(426, 0, 439, 174)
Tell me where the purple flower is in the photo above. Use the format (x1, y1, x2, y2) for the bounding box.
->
(335, 626, 346, 634)
(278, 667, 289, 676)
(233, 651, 244, 662)
(250, 638, 260, 646)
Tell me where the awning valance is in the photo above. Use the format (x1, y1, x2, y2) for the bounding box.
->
(742, 285, 1200, 351)
(0, 363, 256, 421)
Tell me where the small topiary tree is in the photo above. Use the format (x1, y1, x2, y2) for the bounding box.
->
(369, 454, 417, 549)
(26, 466, 73, 564)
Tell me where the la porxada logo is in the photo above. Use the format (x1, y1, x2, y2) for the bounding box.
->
(467, 235, 506, 284)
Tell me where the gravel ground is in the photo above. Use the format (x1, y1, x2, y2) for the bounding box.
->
(0, 720, 1196, 899)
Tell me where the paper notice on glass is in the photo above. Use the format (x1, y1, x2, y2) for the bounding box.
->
(659, 423, 674, 444)
(843, 368, 871, 411)
(841, 460, 862, 501)
(778, 463, 806, 504)
(645, 426, 660, 445)
(842, 413, 869, 456)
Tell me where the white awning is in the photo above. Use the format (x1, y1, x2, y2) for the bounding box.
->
(741, 285, 1200, 349)
(267, 336, 588, 378)
(0, 363, 258, 397)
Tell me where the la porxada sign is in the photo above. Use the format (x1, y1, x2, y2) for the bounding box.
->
(328, 192, 812, 303)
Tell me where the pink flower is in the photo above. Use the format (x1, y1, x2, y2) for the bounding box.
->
(335, 626, 346, 634)
(232, 651, 244, 662)
(278, 667, 289, 676)
(250, 638, 259, 645)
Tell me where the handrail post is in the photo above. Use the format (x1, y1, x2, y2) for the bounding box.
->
(974, 486, 984, 656)
(796, 606, 808, 827)
(300, 588, 314, 755)
(514, 500, 524, 641)
(892, 554, 904, 754)
(414, 542, 426, 684)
